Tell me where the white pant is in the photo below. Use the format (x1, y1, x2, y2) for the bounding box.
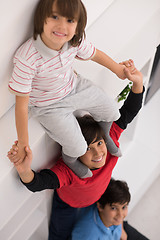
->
(29, 75, 120, 157)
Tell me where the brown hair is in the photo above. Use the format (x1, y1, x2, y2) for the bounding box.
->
(77, 115, 106, 146)
(33, 0, 87, 46)
(98, 178, 131, 208)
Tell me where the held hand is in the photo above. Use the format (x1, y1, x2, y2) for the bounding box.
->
(8, 143, 33, 180)
(120, 223, 128, 240)
(8, 142, 27, 166)
(116, 64, 127, 80)
(120, 59, 143, 84)
(120, 59, 143, 93)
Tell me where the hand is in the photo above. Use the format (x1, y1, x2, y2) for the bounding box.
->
(120, 59, 143, 93)
(116, 64, 127, 80)
(120, 224, 128, 240)
(8, 141, 27, 166)
(8, 142, 34, 182)
(120, 59, 143, 84)
(8, 142, 32, 174)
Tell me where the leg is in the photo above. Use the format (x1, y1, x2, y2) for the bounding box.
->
(62, 152, 92, 178)
(48, 191, 78, 240)
(99, 121, 122, 157)
(30, 105, 92, 178)
(68, 75, 122, 157)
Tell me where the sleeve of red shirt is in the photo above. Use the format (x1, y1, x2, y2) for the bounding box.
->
(51, 159, 74, 188)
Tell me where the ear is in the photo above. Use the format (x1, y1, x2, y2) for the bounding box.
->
(97, 202, 103, 212)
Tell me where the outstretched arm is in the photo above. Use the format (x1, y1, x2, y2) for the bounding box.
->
(91, 49, 127, 79)
(8, 144, 60, 191)
(115, 60, 144, 129)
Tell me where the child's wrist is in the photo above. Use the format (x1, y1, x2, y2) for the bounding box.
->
(19, 169, 34, 183)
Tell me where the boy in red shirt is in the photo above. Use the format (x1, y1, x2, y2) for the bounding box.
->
(8, 61, 144, 240)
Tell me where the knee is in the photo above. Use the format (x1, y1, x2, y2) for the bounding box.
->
(62, 139, 87, 158)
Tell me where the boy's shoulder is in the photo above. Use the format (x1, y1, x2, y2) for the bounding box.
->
(14, 37, 39, 64)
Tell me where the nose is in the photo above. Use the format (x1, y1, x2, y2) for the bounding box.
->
(57, 17, 66, 29)
(93, 147, 100, 157)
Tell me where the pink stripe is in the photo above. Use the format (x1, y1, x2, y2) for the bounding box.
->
(11, 76, 31, 86)
(15, 65, 35, 75)
(31, 56, 43, 66)
(25, 41, 33, 57)
(14, 71, 32, 81)
(37, 59, 60, 69)
(27, 51, 39, 61)
(14, 57, 35, 71)
(8, 85, 30, 94)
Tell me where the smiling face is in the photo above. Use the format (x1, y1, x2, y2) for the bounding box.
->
(97, 202, 128, 227)
(41, 1, 78, 50)
(79, 138, 107, 169)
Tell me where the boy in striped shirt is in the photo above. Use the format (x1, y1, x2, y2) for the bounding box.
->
(9, 0, 135, 178)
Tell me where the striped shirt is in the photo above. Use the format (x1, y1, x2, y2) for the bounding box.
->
(9, 35, 96, 107)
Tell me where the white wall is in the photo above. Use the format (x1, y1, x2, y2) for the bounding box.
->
(0, 0, 160, 239)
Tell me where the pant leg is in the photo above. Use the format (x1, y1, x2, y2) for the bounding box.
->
(123, 221, 150, 240)
(48, 191, 78, 240)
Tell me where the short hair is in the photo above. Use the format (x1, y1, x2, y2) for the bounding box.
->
(33, 0, 87, 46)
(98, 178, 131, 208)
(77, 115, 106, 146)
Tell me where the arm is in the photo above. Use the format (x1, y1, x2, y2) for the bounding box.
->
(115, 61, 144, 129)
(91, 49, 127, 79)
(13, 95, 29, 164)
(8, 145, 60, 191)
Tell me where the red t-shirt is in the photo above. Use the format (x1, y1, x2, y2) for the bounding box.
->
(51, 122, 123, 208)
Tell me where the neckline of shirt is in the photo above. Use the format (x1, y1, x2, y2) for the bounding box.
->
(33, 35, 70, 60)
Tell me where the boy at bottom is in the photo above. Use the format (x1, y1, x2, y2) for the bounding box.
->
(71, 178, 149, 240)
(8, 65, 144, 240)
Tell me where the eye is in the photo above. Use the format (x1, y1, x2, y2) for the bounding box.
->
(67, 19, 74, 23)
(52, 15, 58, 19)
(87, 146, 91, 151)
(122, 205, 128, 210)
(98, 140, 103, 146)
(111, 206, 116, 210)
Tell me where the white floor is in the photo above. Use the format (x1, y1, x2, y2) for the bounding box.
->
(127, 174, 160, 240)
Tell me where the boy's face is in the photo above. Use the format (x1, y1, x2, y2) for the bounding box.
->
(41, 2, 78, 51)
(97, 202, 128, 227)
(80, 138, 107, 169)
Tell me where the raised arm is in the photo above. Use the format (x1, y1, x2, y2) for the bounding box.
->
(115, 60, 144, 129)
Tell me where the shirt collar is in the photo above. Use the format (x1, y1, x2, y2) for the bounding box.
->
(33, 35, 69, 59)
(93, 205, 119, 234)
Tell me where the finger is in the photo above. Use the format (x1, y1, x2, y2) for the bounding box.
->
(12, 144, 18, 151)
(9, 155, 21, 163)
(25, 146, 32, 158)
(14, 159, 23, 166)
(124, 67, 132, 80)
(121, 60, 131, 67)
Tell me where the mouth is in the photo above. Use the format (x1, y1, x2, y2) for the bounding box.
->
(92, 156, 103, 163)
(53, 31, 66, 37)
(114, 218, 123, 224)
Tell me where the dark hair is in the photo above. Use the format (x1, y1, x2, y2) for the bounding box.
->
(77, 115, 106, 146)
(98, 178, 131, 208)
(33, 0, 87, 46)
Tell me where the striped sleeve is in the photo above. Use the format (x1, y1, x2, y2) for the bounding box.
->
(76, 38, 96, 60)
(8, 55, 36, 95)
